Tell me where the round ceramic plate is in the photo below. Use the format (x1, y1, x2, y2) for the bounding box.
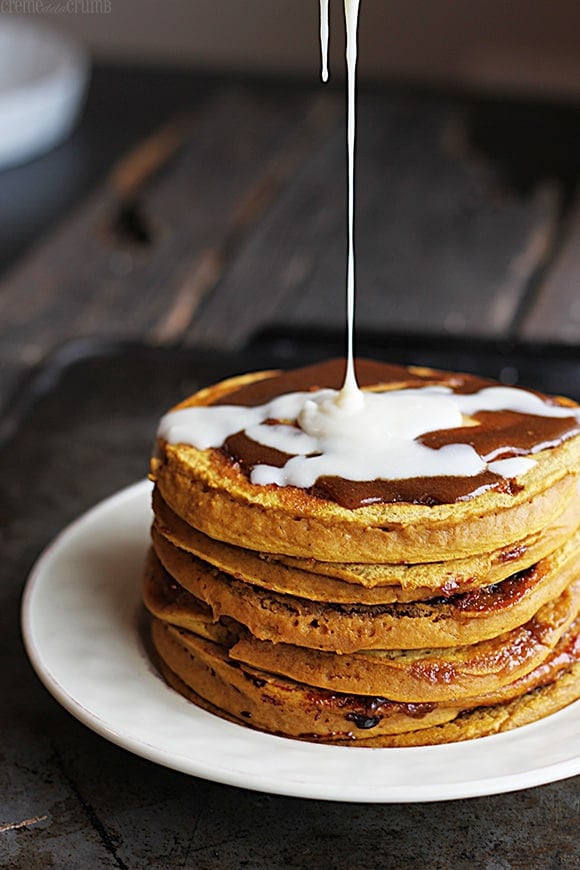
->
(0, 20, 89, 169)
(21, 480, 580, 803)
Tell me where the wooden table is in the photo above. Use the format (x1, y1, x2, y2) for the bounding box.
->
(1, 65, 579, 868)
(1, 65, 580, 407)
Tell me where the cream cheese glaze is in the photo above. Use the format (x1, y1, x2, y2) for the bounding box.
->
(158, 380, 579, 491)
(340, 0, 362, 408)
(319, 0, 329, 83)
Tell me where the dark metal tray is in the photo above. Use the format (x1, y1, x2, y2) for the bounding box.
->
(4, 327, 580, 442)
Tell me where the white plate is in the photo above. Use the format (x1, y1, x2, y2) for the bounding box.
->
(0, 20, 89, 169)
(21, 480, 580, 803)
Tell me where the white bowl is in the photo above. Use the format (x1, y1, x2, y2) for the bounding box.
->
(0, 18, 90, 169)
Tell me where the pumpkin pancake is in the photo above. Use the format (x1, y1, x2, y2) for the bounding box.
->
(150, 618, 459, 738)
(228, 579, 580, 701)
(142, 557, 236, 646)
(148, 528, 580, 651)
(152, 487, 580, 598)
(143, 549, 580, 703)
(154, 454, 579, 565)
(150, 616, 580, 744)
(344, 662, 580, 746)
(151, 360, 580, 564)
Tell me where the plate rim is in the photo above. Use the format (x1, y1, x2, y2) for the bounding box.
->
(21, 479, 580, 803)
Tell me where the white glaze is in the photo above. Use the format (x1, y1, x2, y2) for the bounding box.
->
(340, 0, 362, 408)
(318, 0, 362, 409)
(319, 0, 329, 82)
(158, 384, 580, 488)
(488, 457, 537, 477)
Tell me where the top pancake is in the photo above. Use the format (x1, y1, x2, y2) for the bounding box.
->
(151, 360, 580, 564)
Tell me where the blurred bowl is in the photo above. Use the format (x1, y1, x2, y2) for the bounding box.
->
(0, 18, 90, 170)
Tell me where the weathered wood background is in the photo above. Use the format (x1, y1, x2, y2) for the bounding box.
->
(1, 69, 579, 408)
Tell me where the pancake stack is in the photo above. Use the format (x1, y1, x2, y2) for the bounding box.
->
(145, 360, 580, 745)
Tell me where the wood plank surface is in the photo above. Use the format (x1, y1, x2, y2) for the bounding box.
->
(0, 64, 214, 275)
(186, 95, 559, 349)
(1, 79, 579, 415)
(520, 197, 580, 342)
(0, 85, 334, 401)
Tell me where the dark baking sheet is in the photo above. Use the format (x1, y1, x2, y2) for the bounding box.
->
(4, 327, 580, 444)
(2, 330, 580, 867)
(253, 327, 580, 397)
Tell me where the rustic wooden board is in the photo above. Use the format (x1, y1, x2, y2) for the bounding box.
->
(0, 64, 214, 276)
(1, 81, 576, 415)
(186, 95, 559, 349)
(520, 197, 580, 343)
(0, 85, 333, 402)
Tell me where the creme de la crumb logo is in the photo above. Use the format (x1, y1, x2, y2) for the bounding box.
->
(0, 0, 112, 13)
